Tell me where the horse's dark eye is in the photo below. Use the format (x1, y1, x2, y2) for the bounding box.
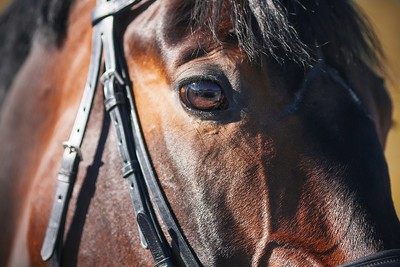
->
(179, 81, 227, 111)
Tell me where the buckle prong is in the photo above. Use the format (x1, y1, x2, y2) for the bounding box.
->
(62, 141, 82, 160)
(100, 69, 124, 85)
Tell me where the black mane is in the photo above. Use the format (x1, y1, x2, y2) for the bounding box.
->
(0, 0, 74, 107)
(0, 0, 382, 106)
(0, 0, 41, 106)
(189, 0, 382, 66)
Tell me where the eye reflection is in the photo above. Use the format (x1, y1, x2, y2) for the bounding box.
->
(179, 81, 227, 111)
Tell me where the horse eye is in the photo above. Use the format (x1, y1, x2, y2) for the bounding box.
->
(179, 81, 227, 111)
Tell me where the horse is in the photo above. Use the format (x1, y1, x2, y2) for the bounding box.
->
(0, 0, 399, 266)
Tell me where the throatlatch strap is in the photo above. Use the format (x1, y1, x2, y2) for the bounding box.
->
(40, 24, 103, 263)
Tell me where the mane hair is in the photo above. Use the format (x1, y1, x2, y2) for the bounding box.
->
(0, 0, 74, 108)
(0, 0, 383, 107)
(38, 0, 74, 46)
(0, 0, 42, 106)
(189, 0, 383, 67)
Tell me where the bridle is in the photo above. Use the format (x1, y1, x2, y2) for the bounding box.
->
(40, 0, 400, 266)
(41, 0, 199, 266)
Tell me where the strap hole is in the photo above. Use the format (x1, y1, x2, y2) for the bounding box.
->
(130, 183, 134, 189)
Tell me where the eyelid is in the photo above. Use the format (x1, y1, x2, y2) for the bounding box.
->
(175, 74, 224, 92)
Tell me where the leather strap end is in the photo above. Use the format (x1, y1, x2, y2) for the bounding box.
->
(40, 179, 72, 262)
(41, 226, 57, 261)
(137, 213, 173, 267)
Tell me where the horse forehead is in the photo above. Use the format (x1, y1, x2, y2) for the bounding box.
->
(125, 0, 236, 51)
(124, 7, 251, 84)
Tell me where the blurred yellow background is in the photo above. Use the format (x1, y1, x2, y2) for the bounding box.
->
(0, 0, 7, 10)
(355, 0, 400, 218)
(0, 0, 7, 11)
(0, 0, 399, 217)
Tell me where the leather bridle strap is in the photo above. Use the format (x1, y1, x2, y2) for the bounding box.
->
(40, 23, 103, 264)
(41, 0, 200, 266)
(91, 0, 139, 24)
(336, 249, 400, 267)
(99, 4, 173, 266)
(96, 1, 200, 266)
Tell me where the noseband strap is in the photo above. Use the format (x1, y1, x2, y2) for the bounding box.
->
(41, 1, 200, 266)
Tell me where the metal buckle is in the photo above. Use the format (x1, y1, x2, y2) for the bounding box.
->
(62, 141, 82, 160)
(100, 69, 125, 85)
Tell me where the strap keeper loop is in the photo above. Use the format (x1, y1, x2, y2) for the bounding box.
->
(122, 160, 139, 178)
(104, 92, 125, 111)
(101, 69, 125, 85)
(57, 171, 75, 183)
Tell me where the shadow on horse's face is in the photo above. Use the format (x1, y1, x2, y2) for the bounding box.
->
(119, 1, 400, 266)
(2, 0, 397, 266)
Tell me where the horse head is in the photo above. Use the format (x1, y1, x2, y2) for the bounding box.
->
(119, 1, 399, 265)
(0, 0, 399, 266)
